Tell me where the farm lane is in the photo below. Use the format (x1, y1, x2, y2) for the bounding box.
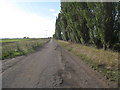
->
(2, 39, 114, 88)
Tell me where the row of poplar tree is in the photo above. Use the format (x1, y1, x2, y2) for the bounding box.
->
(53, 2, 120, 51)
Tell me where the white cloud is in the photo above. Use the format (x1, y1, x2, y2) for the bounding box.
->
(49, 9, 55, 12)
(0, 1, 55, 38)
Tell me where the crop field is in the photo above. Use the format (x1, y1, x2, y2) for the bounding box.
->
(0, 38, 50, 60)
(0, 38, 33, 43)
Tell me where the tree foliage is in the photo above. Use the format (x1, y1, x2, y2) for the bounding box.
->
(54, 2, 120, 51)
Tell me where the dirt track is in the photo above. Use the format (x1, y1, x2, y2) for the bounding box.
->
(2, 39, 116, 88)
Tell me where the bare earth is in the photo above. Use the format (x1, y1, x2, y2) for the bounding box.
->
(2, 39, 116, 88)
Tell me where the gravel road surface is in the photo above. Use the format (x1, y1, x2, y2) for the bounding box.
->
(2, 39, 116, 88)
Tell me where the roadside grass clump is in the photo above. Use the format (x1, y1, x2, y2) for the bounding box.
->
(56, 40, 119, 84)
(1, 39, 49, 60)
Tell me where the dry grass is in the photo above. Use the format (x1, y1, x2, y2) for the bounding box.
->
(1, 39, 49, 60)
(73, 44, 118, 69)
(56, 40, 119, 83)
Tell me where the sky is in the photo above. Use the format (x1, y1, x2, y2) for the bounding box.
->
(0, 0, 61, 38)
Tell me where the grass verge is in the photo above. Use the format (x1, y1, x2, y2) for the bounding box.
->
(56, 40, 119, 85)
(1, 39, 50, 60)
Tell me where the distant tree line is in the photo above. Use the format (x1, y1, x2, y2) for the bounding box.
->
(53, 2, 120, 51)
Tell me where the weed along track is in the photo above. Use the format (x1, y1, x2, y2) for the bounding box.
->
(2, 39, 117, 88)
(57, 40, 119, 86)
(1, 39, 49, 60)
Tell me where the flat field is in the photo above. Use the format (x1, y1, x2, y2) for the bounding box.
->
(0, 38, 50, 60)
(0, 39, 31, 43)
